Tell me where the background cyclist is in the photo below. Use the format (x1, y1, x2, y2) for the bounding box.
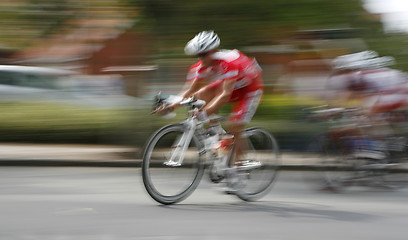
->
(326, 51, 408, 153)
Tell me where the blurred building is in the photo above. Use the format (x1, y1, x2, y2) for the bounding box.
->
(10, 14, 153, 97)
(13, 18, 145, 71)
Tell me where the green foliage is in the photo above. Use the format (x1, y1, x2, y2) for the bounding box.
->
(25, 0, 72, 36)
(122, 0, 408, 71)
(0, 102, 123, 143)
(252, 94, 324, 120)
(0, 101, 185, 145)
(365, 32, 408, 72)
(0, 98, 326, 150)
(128, 0, 369, 48)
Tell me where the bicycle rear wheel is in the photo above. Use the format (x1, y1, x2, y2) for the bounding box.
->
(235, 127, 280, 201)
(307, 134, 379, 191)
(141, 124, 205, 204)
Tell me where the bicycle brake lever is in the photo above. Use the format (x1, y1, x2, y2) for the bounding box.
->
(180, 97, 193, 105)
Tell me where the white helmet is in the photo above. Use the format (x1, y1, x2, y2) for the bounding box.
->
(332, 50, 395, 71)
(184, 30, 220, 55)
(332, 50, 378, 70)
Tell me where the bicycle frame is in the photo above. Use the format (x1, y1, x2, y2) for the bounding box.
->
(163, 118, 200, 167)
(143, 94, 280, 204)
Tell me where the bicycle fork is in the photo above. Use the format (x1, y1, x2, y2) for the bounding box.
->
(164, 120, 197, 167)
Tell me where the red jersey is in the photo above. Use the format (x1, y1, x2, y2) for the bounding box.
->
(186, 49, 263, 101)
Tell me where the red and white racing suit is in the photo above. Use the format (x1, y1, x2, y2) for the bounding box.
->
(328, 68, 408, 112)
(186, 49, 263, 123)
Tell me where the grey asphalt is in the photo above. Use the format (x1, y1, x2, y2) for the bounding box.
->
(0, 143, 407, 171)
(2, 168, 408, 240)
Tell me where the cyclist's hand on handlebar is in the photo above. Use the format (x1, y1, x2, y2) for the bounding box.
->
(193, 110, 209, 122)
(153, 103, 179, 116)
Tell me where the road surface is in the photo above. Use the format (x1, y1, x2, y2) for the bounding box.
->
(0, 167, 407, 240)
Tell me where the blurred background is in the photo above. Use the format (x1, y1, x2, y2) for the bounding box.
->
(0, 0, 408, 150)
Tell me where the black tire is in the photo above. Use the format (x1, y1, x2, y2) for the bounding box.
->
(307, 133, 396, 191)
(307, 133, 358, 191)
(379, 139, 408, 190)
(141, 124, 205, 204)
(235, 127, 280, 201)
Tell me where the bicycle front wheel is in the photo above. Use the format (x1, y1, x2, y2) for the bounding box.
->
(307, 133, 361, 191)
(235, 127, 280, 201)
(141, 124, 205, 204)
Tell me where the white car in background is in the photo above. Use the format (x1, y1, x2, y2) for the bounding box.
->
(0, 65, 144, 108)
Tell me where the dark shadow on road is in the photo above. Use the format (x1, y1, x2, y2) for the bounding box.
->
(160, 201, 378, 222)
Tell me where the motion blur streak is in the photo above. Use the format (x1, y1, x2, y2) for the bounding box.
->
(0, 1, 407, 156)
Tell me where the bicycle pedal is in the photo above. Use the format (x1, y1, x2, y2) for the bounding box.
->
(163, 160, 181, 167)
(224, 188, 238, 195)
(235, 160, 263, 171)
(209, 168, 225, 183)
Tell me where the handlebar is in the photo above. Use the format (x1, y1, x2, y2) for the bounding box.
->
(303, 105, 363, 124)
(152, 93, 207, 115)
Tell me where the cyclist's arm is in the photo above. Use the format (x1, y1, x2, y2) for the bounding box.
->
(180, 78, 201, 99)
(154, 78, 201, 115)
(202, 79, 235, 116)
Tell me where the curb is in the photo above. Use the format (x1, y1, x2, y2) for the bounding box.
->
(0, 159, 141, 168)
(0, 156, 316, 170)
(1, 159, 407, 172)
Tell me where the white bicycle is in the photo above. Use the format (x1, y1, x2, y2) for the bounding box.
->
(141, 94, 280, 204)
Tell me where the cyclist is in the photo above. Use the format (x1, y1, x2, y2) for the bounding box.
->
(155, 30, 264, 177)
(327, 51, 408, 116)
(326, 51, 408, 156)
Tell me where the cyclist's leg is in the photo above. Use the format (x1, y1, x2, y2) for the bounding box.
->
(228, 123, 246, 167)
(228, 89, 263, 167)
